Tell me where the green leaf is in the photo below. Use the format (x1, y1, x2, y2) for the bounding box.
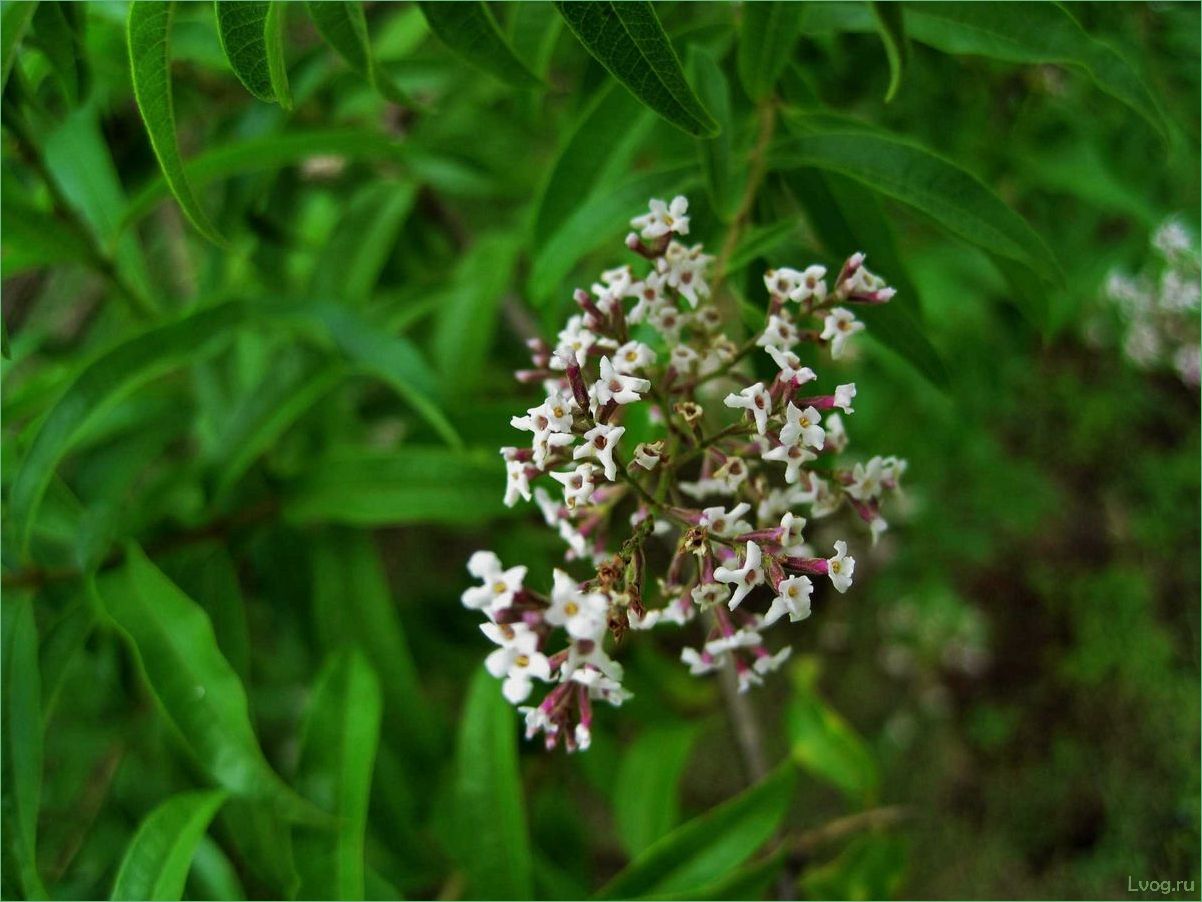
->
(214, 1, 292, 108)
(127, 1, 227, 245)
(800, 834, 908, 900)
(903, 1, 1170, 142)
(309, 182, 418, 303)
(310, 529, 439, 760)
(507, 1, 562, 78)
(30, 1, 88, 105)
(417, 1, 542, 89)
(2, 595, 48, 900)
(651, 848, 787, 901)
(433, 233, 522, 397)
(449, 668, 533, 900)
(689, 46, 739, 222)
(274, 301, 460, 448)
(528, 165, 698, 305)
(725, 219, 805, 275)
(284, 446, 510, 526)
(736, 1, 803, 100)
(786, 659, 878, 803)
(869, 1, 907, 102)
(39, 592, 97, 722)
(187, 835, 246, 901)
(99, 546, 322, 822)
(1, 0, 37, 93)
(0, 196, 94, 278)
(8, 302, 246, 555)
(613, 723, 699, 858)
(552, 0, 718, 137)
(294, 649, 383, 901)
(110, 789, 229, 901)
(306, 1, 403, 102)
(598, 765, 796, 899)
(532, 78, 655, 248)
(771, 129, 1061, 284)
(781, 168, 950, 388)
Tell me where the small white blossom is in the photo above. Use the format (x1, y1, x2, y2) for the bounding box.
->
(504, 456, 532, 507)
(660, 242, 712, 307)
(627, 270, 669, 323)
(765, 346, 816, 385)
(594, 356, 650, 406)
(820, 307, 865, 358)
(613, 340, 656, 374)
(764, 576, 813, 626)
(484, 629, 551, 703)
(712, 456, 751, 493)
(705, 625, 763, 655)
(756, 314, 800, 351)
(764, 267, 805, 299)
(669, 343, 701, 374)
(681, 646, 723, 675)
(649, 305, 688, 341)
(791, 265, 828, 304)
(833, 383, 857, 413)
(714, 541, 766, 610)
(553, 314, 598, 367)
(724, 382, 772, 434)
(573, 422, 625, 480)
(690, 581, 730, 610)
(546, 570, 609, 640)
(631, 195, 690, 239)
(462, 551, 526, 613)
(779, 512, 807, 554)
(551, 463, 599, 510)
(827, 540, 855, 593)
(699, 503, 753, 538)
(753, 646, 794, 675)
(633, 441, 664, 470)
(846, 456, 886, 501)
(780, 402, 826, 449)
(762, 442, 816, 484)
(680, 476, 729, 499)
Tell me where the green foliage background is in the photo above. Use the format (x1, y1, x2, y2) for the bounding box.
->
(1, 1, 1198, 899)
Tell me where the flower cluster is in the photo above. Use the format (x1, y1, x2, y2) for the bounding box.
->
(1096, 218, 1200, 388)
(462, 196, 907, 751)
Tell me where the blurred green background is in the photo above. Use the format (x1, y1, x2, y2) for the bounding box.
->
(1, 2, 1198, 900)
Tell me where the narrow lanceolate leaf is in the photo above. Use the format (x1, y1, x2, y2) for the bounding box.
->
(737, 1, 803, 100)
(2, 596, 48, 900)
(869, 1, 907, 102)
(285, 446, 510, 527)
(111, 790, 228, 901)
(689, 47, 739, 222)
(787, 663, 879, 804)
(294, 650, 383, 901)
(598, 765, 797, 899)
(1, 1, 38, 92)
(311, 529, 439, 760)
(306, 1, 403, 102)
(417, 1, 542, 89)
(613, 724, 699, 858)
(433, 233, 522, 397)
(532, 79, 654, 248)
(127, 1, 227, 245)
(100, 547, 322, 822)
(553, 1, 718, 137)
(903, 2, 1170, 142)
(214, 1, 292, 108)
(449, 668, 533, 900)
(771, 130, 1061, 284)
(8, 302, 246, 555)
(31, 1, 89, 105)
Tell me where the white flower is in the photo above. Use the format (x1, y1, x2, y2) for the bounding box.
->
(841, 255, 895, 302)
(463, 551, 526, 613)
(631, 195, 690, 239)
(699, 503, 753, 538)
(627, 270, 669, 323)
(680, 476, 729, 499)
(533, 486, 563, 526)
(546, 570, 609, 640)
(660, 242, 711, 307)
(553, 314, 598, 367)
(705, 625, 763, 655)
(574, 723, 592, 751)
(765, 346, 816, 385)
(880, 455, 907, 486)
(633, 441, 664, 471)
(820, 307, 864, 358)
(594, 356, 650, 406)
(681, 646, 723, 675)
(714, 541, 766, 610)
(764, 267, 806, 298)
(779, 512, 807, 554)
(846, 456, 886, 501)
(650, 305, 688, 341)
(870, 516, 889, 545)
(504, 457, 531, 507)
(791, 265, 828, 304)
(833, 383, 856, 413)
(564, 640, 624, 682)
(756, 314, 799, 351)
(691, 581, 730, 609)
(753, 646, 793, 675)
(669, 343, 701, 374)
(480, 620, 535, 648)
(712, 456, 750, 493)
(484, 628, 551, 703)
(571, 666, 632, 705)
(612, 340, 656, 374)
(827, 540, 855, 593)
(824, 413, 849, 453)
(628, 606, 662, 630)
(737, 666, 764, 693)
(764, 576, 813, 626)
(551, 463, 599, 509)
(780, 402, 825, 449)
(762, 442, 816, 484)
(810, 476, 842, 518)
(724, 382, 772, 434)
(757, 485, 810, 522)
(573, 422, 625, 480)
(519, 704, 558, 742)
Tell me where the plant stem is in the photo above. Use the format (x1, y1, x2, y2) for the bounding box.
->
(713, 99, 779, 293)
